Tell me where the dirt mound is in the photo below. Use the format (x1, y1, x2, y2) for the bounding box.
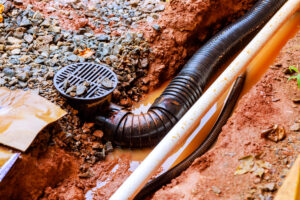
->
(0, 146, 77, 199)
(151, 32, 300, 200)
(142, 0, 256, 87)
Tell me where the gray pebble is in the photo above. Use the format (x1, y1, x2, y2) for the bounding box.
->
(68, 54, 78, 62)
(152, 24, 161, 31)
(76, 84, 87, 96)
(97, 34, 111, 42)
(20, 17, 32, 27)
(24, 34, 34, 44)
(101, 78, 114, 89)
(3, 68, 15, 77)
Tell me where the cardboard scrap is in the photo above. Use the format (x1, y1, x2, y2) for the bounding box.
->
(0, 148, 13, 167)
(0, 87, 66, 151)
(275, 155, 300, 200)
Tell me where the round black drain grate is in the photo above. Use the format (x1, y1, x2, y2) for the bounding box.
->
(54, 63, 118, 102)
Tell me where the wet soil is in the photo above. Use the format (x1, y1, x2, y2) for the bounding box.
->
(151, 32, 300, 200)
(0, 130, 133, 200)
(1, 0, 289, 199)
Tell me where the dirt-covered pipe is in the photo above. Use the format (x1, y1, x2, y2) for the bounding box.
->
(95, 0, 286, 148)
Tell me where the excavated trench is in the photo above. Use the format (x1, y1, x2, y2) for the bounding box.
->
(0, 0, 299, 200)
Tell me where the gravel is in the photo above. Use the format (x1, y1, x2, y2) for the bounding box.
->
(0, 0, 168, 105)
(0, 0, 166, 163)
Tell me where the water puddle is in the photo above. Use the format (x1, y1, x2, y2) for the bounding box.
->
(84, 11, 300, 199)
(85, 163, 120, 200)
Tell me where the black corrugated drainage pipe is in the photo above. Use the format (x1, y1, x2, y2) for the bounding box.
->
(134, 73, 245, 199)
(95, 0, 286, 148)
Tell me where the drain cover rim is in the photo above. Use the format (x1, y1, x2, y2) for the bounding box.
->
(53, 63, 118, 101)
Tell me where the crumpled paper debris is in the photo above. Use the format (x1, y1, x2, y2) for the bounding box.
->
(234, 155, 272, 177)
(78, 48, 94, 58)
(0, 87, 66, 151)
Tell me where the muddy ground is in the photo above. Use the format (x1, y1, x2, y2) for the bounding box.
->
(1, 0, 299, 200)
(151, 32, 300, 200)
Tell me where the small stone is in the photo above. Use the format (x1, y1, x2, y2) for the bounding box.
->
(49, 25, 61, 33)
(76, 84, 87, 96)
(93, 130, 103, 138)
(63, 80, 69, 90)
(37, 35, 53, 44)
(83, 81, 90, 87)
(3, 1, 13, 13)
(140, 58, 148, 68)
(13, 31, 24, 39)
(70, 92, 76, 97)
(8, 78, 18, 86)
(113, 45, 122, 55)
(105, 141, 113, 153)
(261, 182, 276, 192)
(137, 33, 143, 38)
(17, 72, 30, 81)
(11, 49, 21, 55)
(3, 68, 15, 77)
(24, 34, 34, 44)
(41, 19, 51, 27)
(34, 57, 45, 64)
(18, 81, 27, 88)
(211, 186, 221, 194)
(8, 37, 23, 45)
(97, 34, 111, 41)
(33, 11, 43, 20)
(20, 17, 32, 27)
(153, 5, 165, 12)
(152, 24, 161, 31)
(49, 45, 58, 51)
(94, 150, 105, 160)
(68, 54, 78, 62)
(44, 71, 54, 80)
(290, 123, 300, 131)
(0, 78, 5, 86)
(92, 143, 101, 149)
(101, 78, 114, 89)
(66, 85, 76, 94)
(271, 98, 280, 102)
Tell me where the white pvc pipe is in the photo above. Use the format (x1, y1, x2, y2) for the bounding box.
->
(110, 1, 300, 199)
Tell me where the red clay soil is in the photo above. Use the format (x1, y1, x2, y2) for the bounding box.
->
(0, 146, 77, 199)
(151, 32, 300, 200)
(0, 1, 261, 200)
(0, 141, 133, 200)
(142, 0, 257, 88)
(15, 0, 94, 31)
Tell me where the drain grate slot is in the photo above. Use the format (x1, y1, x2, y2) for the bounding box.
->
(54, 63, 118, 101)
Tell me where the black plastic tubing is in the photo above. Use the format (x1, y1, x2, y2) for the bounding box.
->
(95, 0, 286, 148)
(134, 74, 245, 199)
